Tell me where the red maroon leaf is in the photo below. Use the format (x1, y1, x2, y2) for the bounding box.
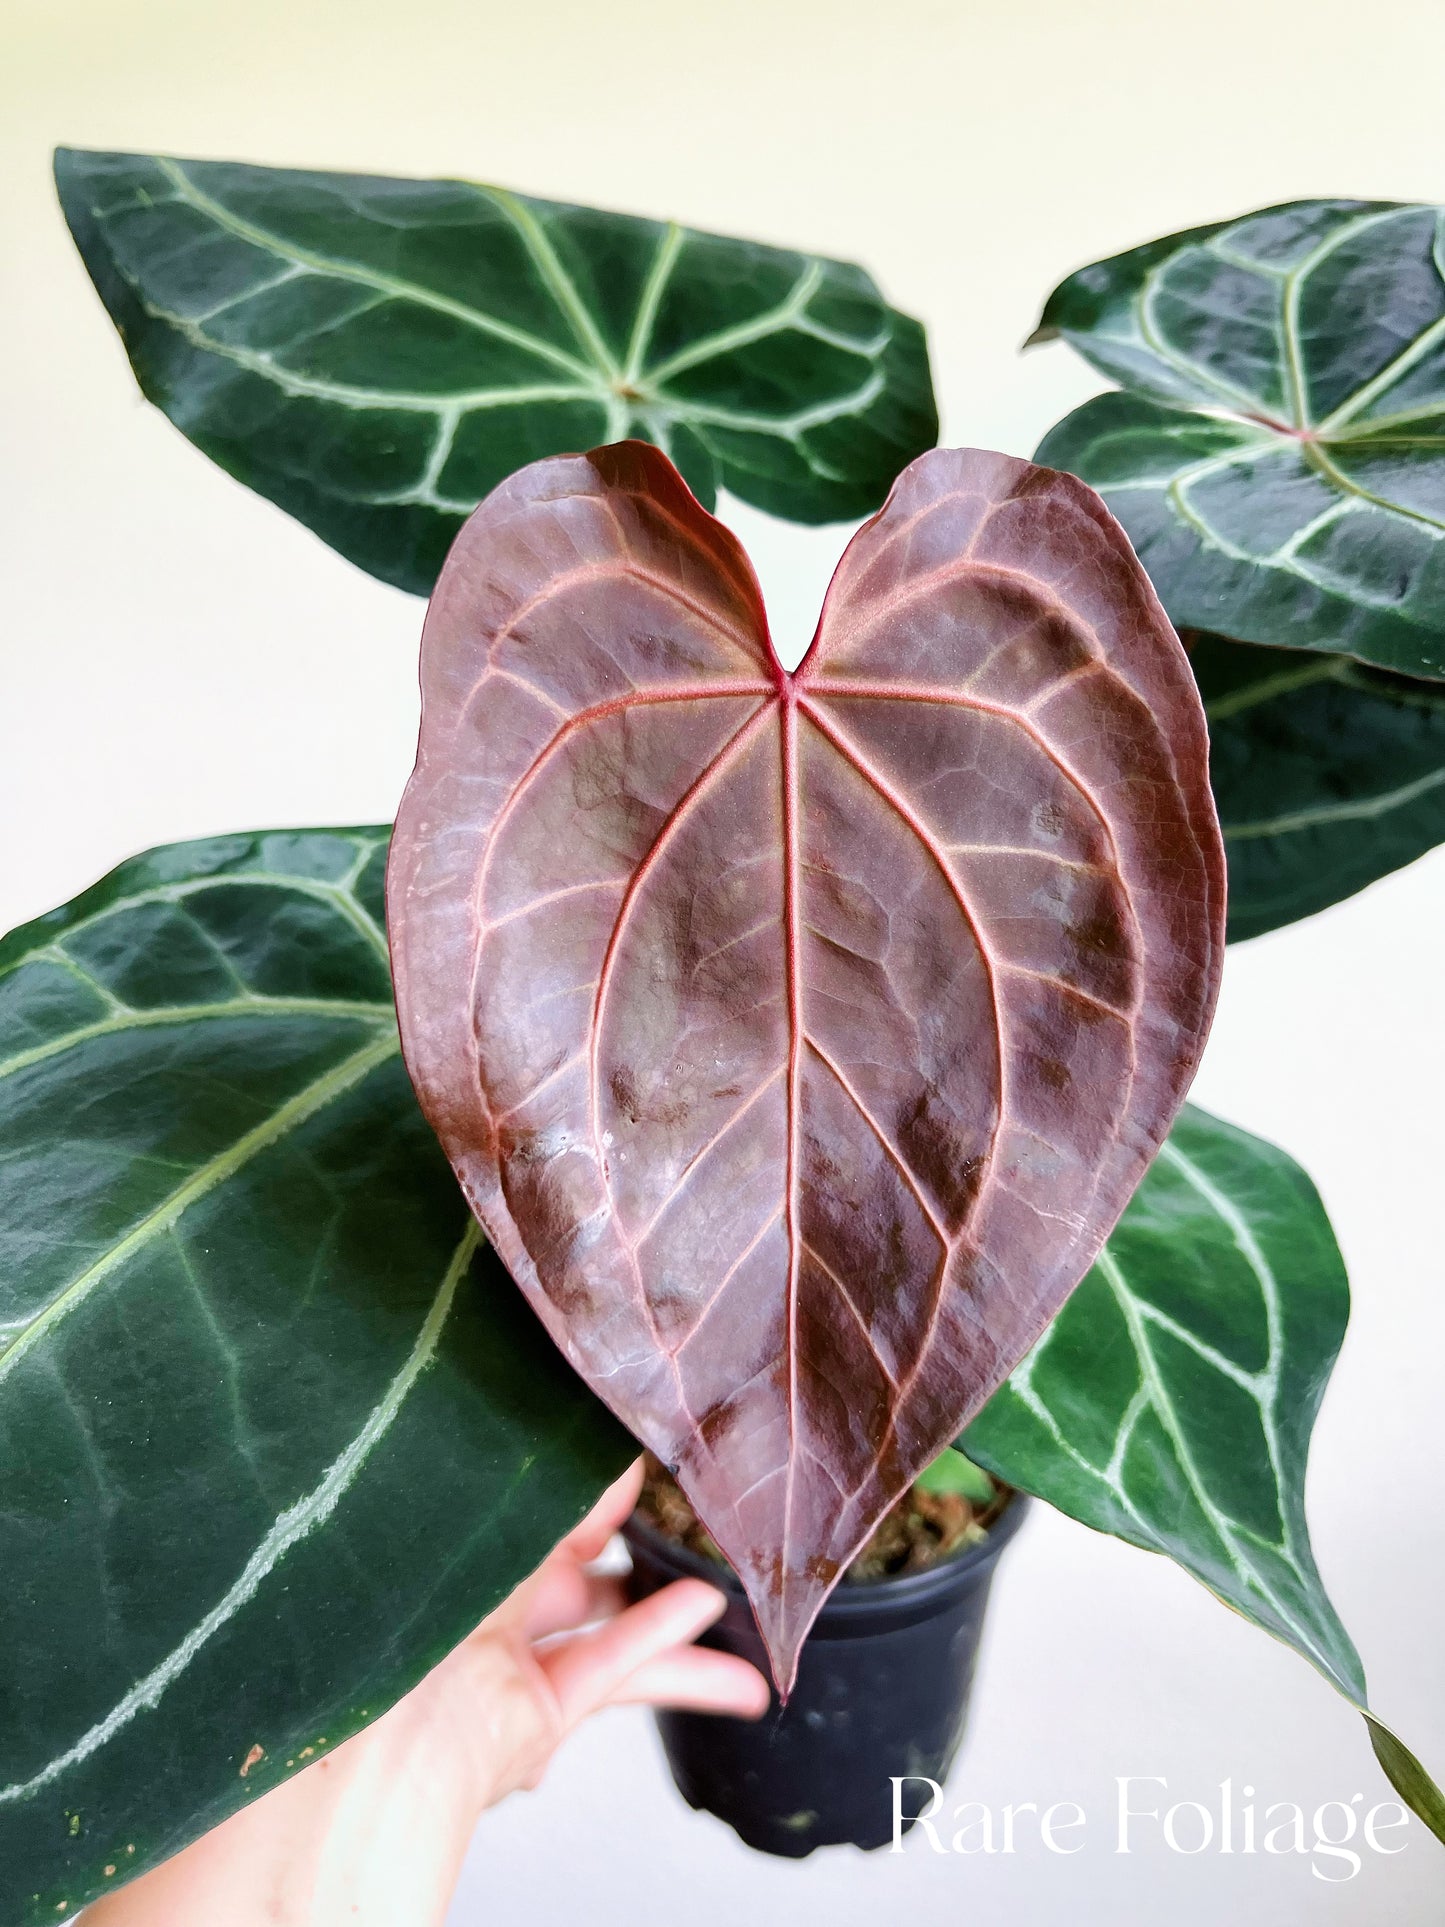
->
(388, 442, 1225, 1689)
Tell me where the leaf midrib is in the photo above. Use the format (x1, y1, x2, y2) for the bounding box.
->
(488, 599, 1158, 1525)
(0, 1220, 479, 1807)
(5, 868, 393, 973)
(1130, 206, 1418, 430)
(1094, 1132, 1363, 1697)
(1100, 203, 1445, 559)
(1222, 763, 1445, 839)
(1002, 1127, 1361, 1701)
(0, 1028, 399, 1388)
(122, 164, 897, 475)
(153, 159, 600, 383)
(0, 996, 393, 1081)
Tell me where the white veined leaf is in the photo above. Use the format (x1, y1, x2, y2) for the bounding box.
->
(56, 148, 938, 594)
(966, 1104, 1445, 1841)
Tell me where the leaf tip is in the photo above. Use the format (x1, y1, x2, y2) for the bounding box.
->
(1364, 1713, 1445, 1847)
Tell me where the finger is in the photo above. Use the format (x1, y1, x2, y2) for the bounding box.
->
(480, 1459, 644, 1640)
(557, 1459, 646, 1565)
(523, 1568, 628, 1642)
(611, 1646, 772, 1719)
(540, 1578, 727, 1728)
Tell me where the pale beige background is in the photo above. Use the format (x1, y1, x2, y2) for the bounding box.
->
(3, 1, 1443, 1921)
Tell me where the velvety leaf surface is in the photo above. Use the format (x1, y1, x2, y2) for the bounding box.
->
(1190, 631, 1445, 940)
(54, 148, 937, 594)
(1033, 201, 1445, 678)
(0, 830, 632, 1924)
(388, 440, 1226, 1687)
(964, 1103, 1445, 1840)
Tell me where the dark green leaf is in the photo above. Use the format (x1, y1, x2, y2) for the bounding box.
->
(1190, 631, 1445, 939)
(1368, 1719, 1445, 1842)
(1033, 201, 1445, 678)
(54, 149, 938, 594)
(965, 1104, 1444, 1839)
(0, 829, 632, 1924)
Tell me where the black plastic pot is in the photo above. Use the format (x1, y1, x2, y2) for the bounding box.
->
(622, 1491, 1028, 1857)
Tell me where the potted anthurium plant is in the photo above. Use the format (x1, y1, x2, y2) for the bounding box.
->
(2, 153, 1442, 1912)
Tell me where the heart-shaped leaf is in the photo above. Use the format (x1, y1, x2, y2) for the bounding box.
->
(1191, 631, 1445, 940)
(964, 1102, 1445, 1841)
(0, 829, 632, 1926)
(54, 148, 937, 596)
(1032, 201, 1445, 680)
(388, 440, 1226, 1687)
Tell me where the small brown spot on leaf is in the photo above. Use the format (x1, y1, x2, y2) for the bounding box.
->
(104, 1866, 116, 1879)
(239, 1744, 265, 1778)
(610, 1066, 640, 1121)
(610, 1064, 689, 1128)
(1069, 912, 1124, 958)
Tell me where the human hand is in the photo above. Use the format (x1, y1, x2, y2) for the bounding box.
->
(84, 1460, 767, 1925)
(403, 1453, 770, 1808)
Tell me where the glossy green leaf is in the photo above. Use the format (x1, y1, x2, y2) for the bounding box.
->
(0, 829, 633, 1924)
(1190, 631, 1445, 940)
(1033, 201, 1445, 678)
(54, 148, 938, 594)
(914, 1446, 995, 1503)
(965, 1104, 1445, 1841)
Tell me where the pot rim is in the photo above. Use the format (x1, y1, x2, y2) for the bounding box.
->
(622, 1484, 1030, 1621)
